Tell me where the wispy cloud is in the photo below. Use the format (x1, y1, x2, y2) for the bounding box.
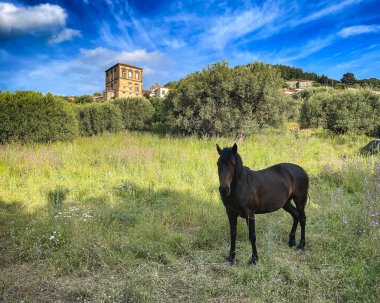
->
(336, 49, 380, 70)
(204, 4, 280, 49)
(292, 0, 364, 26)
(338, 25, 380, 38)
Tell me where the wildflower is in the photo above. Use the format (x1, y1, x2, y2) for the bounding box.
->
(342, 215, 348, 225)
(369, 211, 379, 217)
(370, 221, 379, 227)
(49, 235, 55, 240)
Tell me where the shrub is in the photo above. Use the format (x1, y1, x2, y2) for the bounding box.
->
(113, 97, 154, 130)
(0, 91, 78, 143)
(74, 103, 123, 136)
(299, 88, 380, 135)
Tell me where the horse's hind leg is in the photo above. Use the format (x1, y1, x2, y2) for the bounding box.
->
(294, 196, 307, 250)
(283, 200, 299, 247)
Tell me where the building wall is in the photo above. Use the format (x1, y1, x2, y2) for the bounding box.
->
(104, 64, 143, 99)
(155, 87, 169, 97)
(285, 80, 313, 90)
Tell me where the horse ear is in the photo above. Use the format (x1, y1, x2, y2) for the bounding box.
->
(232, 143, 238, 155)
(216, 144, 222, 155)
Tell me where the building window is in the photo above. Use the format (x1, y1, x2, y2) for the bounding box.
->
(122, 69, 126, 78)
(135, 86, 139, 92)
(128, 70, 132, 78)
(135, 72, 139, 80)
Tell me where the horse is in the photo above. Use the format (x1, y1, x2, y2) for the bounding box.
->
(216, 143, 309, 265)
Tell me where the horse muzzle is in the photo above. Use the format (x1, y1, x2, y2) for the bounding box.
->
(219, 186, 231, 197)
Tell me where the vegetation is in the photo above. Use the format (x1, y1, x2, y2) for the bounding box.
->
(73, 95, 95, 104)
(274, 65, 380, 90)
(298, 88, 380, 135)
(114, 97, 154, 131)
(0, 91, 157, 143)
(165, 61, 291, 136)
(74, 102, 123, 136)
(0, 91, 78, 143)
(341, 72, 357, 85)
(0, 131, 379, 302)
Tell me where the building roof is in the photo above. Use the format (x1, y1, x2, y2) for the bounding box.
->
(105, 63, 143, 72)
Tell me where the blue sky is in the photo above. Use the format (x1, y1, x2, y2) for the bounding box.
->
(1, 0, 380, 95)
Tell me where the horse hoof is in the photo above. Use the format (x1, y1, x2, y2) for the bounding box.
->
(248, 256, 258, 265)
(296, 245, 305, 251)
(225, 256, 235, 265)
(289, 240, 296, 247)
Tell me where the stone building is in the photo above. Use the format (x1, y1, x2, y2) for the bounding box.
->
(103, 63, 143, 100)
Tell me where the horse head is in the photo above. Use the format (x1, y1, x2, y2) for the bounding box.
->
(216, 143, 238, 197)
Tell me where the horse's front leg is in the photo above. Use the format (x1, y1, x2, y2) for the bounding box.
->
(247, 215, 258, 265)
(226, 210, 237, 265)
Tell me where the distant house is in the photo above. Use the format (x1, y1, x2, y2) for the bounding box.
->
(103, 63, 143, 100)
(285, 80, 313, 90)
(149, 83, 170, 98)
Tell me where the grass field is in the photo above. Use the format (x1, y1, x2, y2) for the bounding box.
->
(0, 129, 379, 302)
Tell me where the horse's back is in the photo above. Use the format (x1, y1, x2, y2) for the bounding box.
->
(257, 163, 309, 198)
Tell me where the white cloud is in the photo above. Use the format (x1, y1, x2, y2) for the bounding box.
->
(338, 25, 380, 38)
(0, 2, 65, 34)
(0, 2, 80, 44)
(49, 28, 81, 44)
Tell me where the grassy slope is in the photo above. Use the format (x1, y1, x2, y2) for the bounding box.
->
(0, 130, 379, 302)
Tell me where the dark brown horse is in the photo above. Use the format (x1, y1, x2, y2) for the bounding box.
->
(216, 143, 309, 265)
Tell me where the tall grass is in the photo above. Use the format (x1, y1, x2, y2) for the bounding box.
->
(0, 130, 379, 302)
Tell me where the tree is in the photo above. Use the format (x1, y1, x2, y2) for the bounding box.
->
(165, 61, 290, 136)
(341, 72, 356, 85)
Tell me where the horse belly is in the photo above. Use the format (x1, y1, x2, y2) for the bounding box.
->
(254, 188, 290, 213)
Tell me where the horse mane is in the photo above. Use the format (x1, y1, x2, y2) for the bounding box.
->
(234, 152, 243, 178)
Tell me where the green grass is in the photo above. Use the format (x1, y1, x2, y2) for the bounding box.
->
(0, 130, 379, 302)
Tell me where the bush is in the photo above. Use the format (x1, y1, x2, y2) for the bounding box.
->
(74, 103, 123, 136)
(113, 97, 154, 130)
(0, 91, 78, 143)
(164, 61, 290, 137)
(299, 88, 380, 135)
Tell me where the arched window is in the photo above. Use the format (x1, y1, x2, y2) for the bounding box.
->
(135, 71, 139, 80)
(128, 70, 132, 78)
(122, 69, 126, 78)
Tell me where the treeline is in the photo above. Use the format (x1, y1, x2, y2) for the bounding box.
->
(273, 65, 380, 89)
(273, 64, 338, 86)
(1, 61, 379, 144)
